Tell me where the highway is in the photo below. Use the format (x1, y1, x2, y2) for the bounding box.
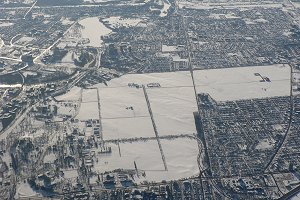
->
(264, 64, 294, 172)
(279, 184, 300, 200)
(24, 0, 38, 19)
(0, 104, 34, 141)
(33, 19, 79, 63)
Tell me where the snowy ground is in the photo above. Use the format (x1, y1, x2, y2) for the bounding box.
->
(61, 52, 74, 63)
(99, 87, 149, 118)
(78, 17, 112, 47)
(147, 87, 197, 136)
(93, 137, 199, 182)
(160, 0, 171, 17)
(15, 183, 39, 199)
(102, 116, 154, 140)
(0, 22, 14, 27)
(55, 86, 81, 101)
(55, 64, 289, 182)
(82, 88, 98, 103)
(193, 64, 290, 101)
(76, 101, 99, 121)
(98, 71, 193, 88)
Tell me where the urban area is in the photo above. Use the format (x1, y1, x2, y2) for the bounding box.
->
(1, 0, 300, 199)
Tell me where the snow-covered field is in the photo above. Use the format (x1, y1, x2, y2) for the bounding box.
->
(147, 87, 197, 136)
(93, 137, 199, 182)
(61, 52, 74, 63)
(15, 182, 39, 199)
(99, 71, 193, 88)
(99, 87, 149, 119)
(160, 0, 171, 17)
(99, 87, 154, 139)
(82, 88, 98, 103)
(76, 102, 99, 121)
(102, 116, 154, 140)
(55, 86, 81, 101)
(93, 140, 164, 173)
(193, 64, 290, 101)
(78, 17, 112, 47)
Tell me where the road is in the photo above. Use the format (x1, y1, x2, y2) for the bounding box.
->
(0, 63, 29, 76)
(279, 184, 300, 200)
(33, 19, 78, 63)
(264, 64, 294, 172)
(0, 56, 21, 62)
(24, 0, 38, 19)
(10, 34, 22, 46)
(0, 104, 34, 141)
(142, 85, 168, 171)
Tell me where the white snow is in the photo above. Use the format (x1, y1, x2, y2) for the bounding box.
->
(15, 183, 39, 198)
(255, 138, 275, 150)
(193, 64, 290, 101)
(94, 140, 164, 174)
(98, 71, 193, 88)
(54, 64, 290, 182)
(78, 17, 112, 47)
(61, 52, 74, 63)
(63, 169, 78, 179)
(0, 22, 14, 27)
(55, 86, 81, 101)
(102, 117, 154, 140)
(60, 17, 74, 26)
(155, 138, 199, 181)
(160, 0, 171, 17)
(99, 87, 149, 119)
(93, 137, 199, 182)
(147, 87, 197, 136)
(0, 84, 22, 88)
(76, 101, 99, 121)
(82, 88, 98, 103)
